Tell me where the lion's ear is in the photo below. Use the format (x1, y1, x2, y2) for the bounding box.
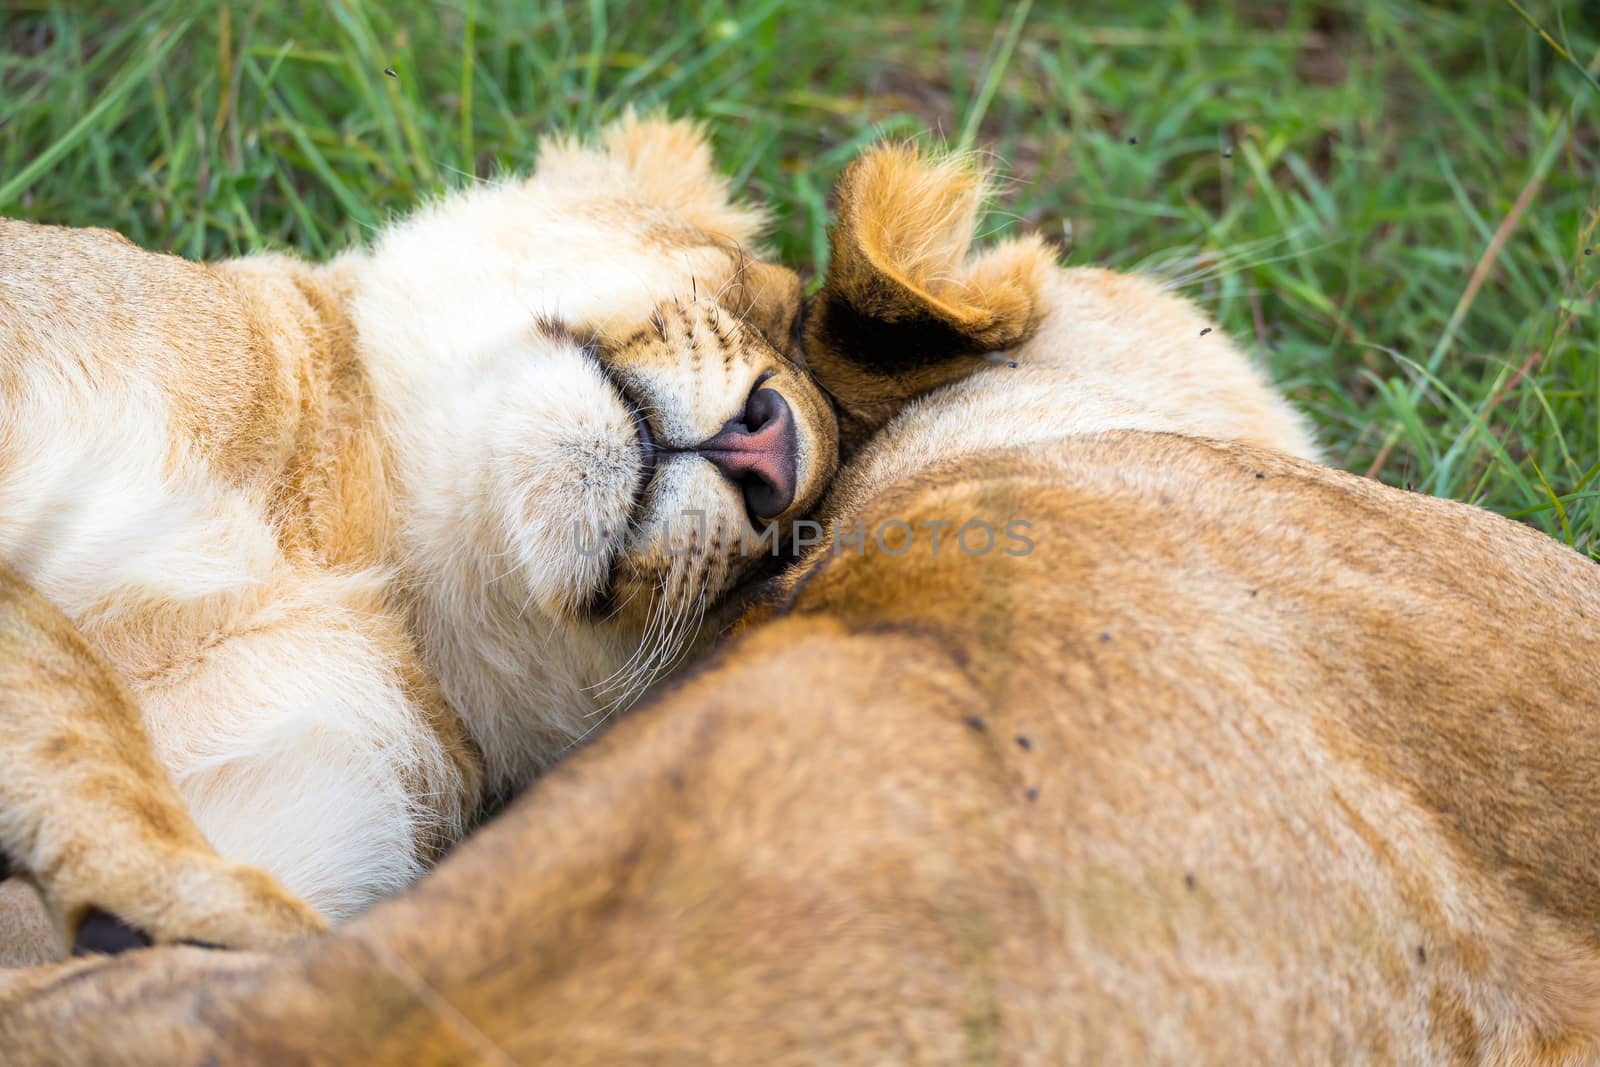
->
(803, 144, 1054, 451)
(718, 258, 803, 352)
(599, 111, 767, 247)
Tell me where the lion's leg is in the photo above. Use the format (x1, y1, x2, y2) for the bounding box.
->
(131, 569, 478, 923)
(0, 562, 325, 955)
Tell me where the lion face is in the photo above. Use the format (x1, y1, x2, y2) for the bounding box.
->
(583, 293, 833, 612)
(349, 115, 838, 786)
(473, 280, 835, 650)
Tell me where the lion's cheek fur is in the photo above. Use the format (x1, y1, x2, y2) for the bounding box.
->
(405, 337, 640, 620)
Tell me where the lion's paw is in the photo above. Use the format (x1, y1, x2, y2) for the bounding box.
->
(52, 848, 325, 957)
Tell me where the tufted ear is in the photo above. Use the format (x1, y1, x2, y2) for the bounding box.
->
(599, 111, 768, 247)
(803, 144, 1054, 452)
(534, 111, 768, 249)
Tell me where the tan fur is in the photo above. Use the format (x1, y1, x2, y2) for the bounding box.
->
(0, 561, 325, 950)
(0, 115, 837, 956)
(803, 143, 1317, 469)
(3, 143, 1599, 1065)
(0, 885, 51, 968)
(805, 147, 1053, 449)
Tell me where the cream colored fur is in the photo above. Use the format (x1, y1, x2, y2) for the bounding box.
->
(0, 114, 836, 954)
(804, 146, 1317, 515)
(831, 265, 1320, 512)
(342, 122, 833, 788)
(4, 143, 1600, 1066)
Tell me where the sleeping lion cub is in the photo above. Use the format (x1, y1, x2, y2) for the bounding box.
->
(0, 114, 837, 952)
(6, 143, 1599, 1065)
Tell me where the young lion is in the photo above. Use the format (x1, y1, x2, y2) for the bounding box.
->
(0, 114, 838, 952)
(5, 144, 1600, 1066)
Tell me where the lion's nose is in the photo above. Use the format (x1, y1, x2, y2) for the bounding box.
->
(694, 386, 798, 519)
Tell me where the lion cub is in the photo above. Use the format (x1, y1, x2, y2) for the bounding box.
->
(21, 145, 1600, 1067)
(0, 114, 837, 951)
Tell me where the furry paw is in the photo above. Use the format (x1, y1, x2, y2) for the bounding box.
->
(0, 560, 326, 958)
(54, 848, 326, 956)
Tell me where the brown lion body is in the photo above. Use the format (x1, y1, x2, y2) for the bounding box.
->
(2, 142, 1598, 1064)
(5, 432, 1600, 1064)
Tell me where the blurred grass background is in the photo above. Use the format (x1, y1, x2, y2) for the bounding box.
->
(2, 1, 1598, 554)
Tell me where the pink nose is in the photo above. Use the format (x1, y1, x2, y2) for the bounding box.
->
(695, 387, 798, 519)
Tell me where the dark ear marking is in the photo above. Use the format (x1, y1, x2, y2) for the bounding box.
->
(810, 283, 992, 375)
(799, 143, 1053, 451)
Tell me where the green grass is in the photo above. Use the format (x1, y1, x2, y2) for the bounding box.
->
(3, 1, 1598, 554)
